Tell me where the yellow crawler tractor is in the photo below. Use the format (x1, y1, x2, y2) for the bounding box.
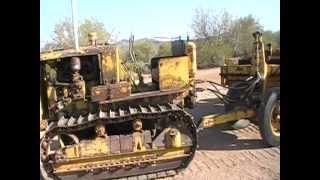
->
(40, 34, 198, 179)
(198, 31, 280, 147)
(40, 31, 279, 180)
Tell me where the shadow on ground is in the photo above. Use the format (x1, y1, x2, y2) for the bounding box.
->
(197, 127, 268, 151)
(185, 97, 269, 151)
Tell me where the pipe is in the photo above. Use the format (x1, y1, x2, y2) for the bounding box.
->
(186, 42, 197, 78)
(115, 47, 120, 83)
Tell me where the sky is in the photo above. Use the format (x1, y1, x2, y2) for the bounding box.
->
(40, 0, 280, 47)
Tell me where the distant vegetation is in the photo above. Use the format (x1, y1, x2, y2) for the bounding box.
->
(191, 9, 279, 68)
(42, 8, 279, 69)
(42, 18, 111, 50)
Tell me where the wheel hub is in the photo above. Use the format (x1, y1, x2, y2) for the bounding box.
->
(270, 100, 280, 136)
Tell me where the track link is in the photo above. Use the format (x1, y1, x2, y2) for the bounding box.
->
(41, 103, 197, 180)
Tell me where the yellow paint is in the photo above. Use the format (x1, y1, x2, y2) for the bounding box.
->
(78, 80, 86, 100)
(102, 55, 114, 81)
(63, 87, 69, 98)
(224, 57, 241, 66)
(40, 47, 89, 61)
(40, 98, 43, 122)
(40, 51, 64, 61)
(201, 109, 256, 129)
(133, 132, 146, 152)
(267, 65, 280, 76)
(95, 123, 106, 137)
(270, 101, 280, 136)
(53, 146, 189, 174)
(101, 47, 126, 83)
(94, 89, 101, 96)
(40, 131, 45, 139)
(220, 34, 280, 91)
(221, 65, 252, 75)
(165, 128, 182, 148)
(185, 42, 197, 78)
(78, 137, 109, 157)
(158, 56, 190, 90)
(119, 62, 127, 81)
(120, 86, 128, 94)
(115, 47, 120, 83)
(64, 146, 80, 159)
(47, 86, 57, 106)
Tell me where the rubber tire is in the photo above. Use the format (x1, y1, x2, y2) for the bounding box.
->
(258, 87, 280, 147)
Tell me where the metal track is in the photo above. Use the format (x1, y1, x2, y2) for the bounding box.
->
(41, 103, 198, 180)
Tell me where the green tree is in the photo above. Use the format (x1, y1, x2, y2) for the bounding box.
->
(157, 42, 172, 57)
(262, 30, 279, 49)
(133, 41, 158, 63)
(191, 8, 268, 68)
(192, 9, 233, 41)
(50, 18, 74, 49)
(42, 18, 110, 51)
(230, 15, 263, 56)
(195, 40, 233, 68)
(192, 9, 234, 67)
(79, 19, 110, 46)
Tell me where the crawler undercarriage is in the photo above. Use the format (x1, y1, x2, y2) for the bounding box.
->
(41, 102, 197, 180)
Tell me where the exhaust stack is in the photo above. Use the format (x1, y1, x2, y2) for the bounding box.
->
(71, 0, 79, 51)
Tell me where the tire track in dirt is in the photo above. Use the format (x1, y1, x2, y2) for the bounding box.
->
(196, 152, 214, 170)
(200, 151, 220, 169)
(262, 148, 279, 159)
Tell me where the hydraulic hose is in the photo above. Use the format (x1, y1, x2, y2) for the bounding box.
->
(196, 73, 262, 105)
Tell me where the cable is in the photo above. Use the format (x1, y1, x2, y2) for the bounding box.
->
(195, 79, 250, 90)
(196, 74, 262, 105)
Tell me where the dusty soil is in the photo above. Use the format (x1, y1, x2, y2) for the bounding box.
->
(164, 67, 280, 180)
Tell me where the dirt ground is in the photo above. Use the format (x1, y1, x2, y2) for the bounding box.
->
(163, 67, 280, 180)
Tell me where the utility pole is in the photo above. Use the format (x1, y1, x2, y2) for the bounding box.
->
(71, 0, 79, 51)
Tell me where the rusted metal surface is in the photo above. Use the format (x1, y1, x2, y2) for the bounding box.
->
(143, 130, 152, 147)
(58, 161, 179, 180)
(109, 82, 131, 99)
(40, 103, 197, 179)
(110, 135, 121, 154)
(120, 134, 133, 153)
(98, 88, 187, 104)
(53, 147, 189, 175)
(91, 85, 108, 102)
(91, 82, 132, 102)
(95, 123, 106, 137)
(157, 56, 190, 90)
(40, 46, 101, 61)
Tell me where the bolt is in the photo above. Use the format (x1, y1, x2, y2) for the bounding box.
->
(133, 119, 143, 131)
(169, 129, 177, 136)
